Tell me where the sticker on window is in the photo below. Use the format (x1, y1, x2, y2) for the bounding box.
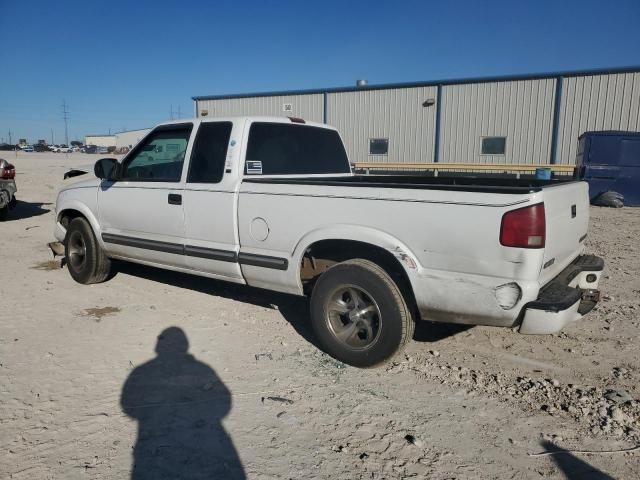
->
(246, 160, 263, 175)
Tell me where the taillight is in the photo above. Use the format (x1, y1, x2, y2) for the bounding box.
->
(1, 163, 15, 179)
(500, 203, 546, 248)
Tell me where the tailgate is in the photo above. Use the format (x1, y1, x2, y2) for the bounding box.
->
(539, 181, 590, 286)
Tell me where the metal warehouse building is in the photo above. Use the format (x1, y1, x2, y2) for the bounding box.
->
(114, 128, 151, 149)
(193, 66, 640, 166)
(85, 128, 151, 149)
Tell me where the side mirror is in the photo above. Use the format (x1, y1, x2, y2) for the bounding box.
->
(94, 158, 120, 180)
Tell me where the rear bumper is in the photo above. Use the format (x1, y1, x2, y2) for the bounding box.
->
(518, 254, 604, 334)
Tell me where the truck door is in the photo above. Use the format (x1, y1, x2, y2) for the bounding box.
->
(98, 123, 191, 268)
(181, 121, 244, 281)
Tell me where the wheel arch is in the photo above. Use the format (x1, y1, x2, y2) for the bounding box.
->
(57, 202, 102, 244)
(294, 227, 420, 317)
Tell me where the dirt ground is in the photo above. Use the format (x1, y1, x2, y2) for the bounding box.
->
(1, 151, 639, 479)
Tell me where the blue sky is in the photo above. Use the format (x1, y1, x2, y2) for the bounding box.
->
(1, 0, 639, 143)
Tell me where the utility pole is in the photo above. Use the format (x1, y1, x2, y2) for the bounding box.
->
(177, 105, 181, 119)
(51, 129, 54, 145)
(170, 104, 174, 120)
(61, 99, 69, 146)
(8, 129, 12, 145)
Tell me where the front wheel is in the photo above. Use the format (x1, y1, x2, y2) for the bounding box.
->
(310, 259, 414, 368)
(64, 217, 112, 284)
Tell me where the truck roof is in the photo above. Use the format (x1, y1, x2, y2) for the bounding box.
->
(155, 116, 335, 131)
(578, 130, 640, 138)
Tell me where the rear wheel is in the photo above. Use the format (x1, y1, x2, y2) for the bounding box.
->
(310, 259, 414, 368)
(64, 217, 112, 284)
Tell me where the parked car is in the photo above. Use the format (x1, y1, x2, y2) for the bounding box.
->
(52, 116, 604, 367)
(34, 143, 50, 152)
(53, 144, 72, 153)
(97, 146, 109, 154)
(0, 158, 17, 220)
(82, 145, 97, 154)
(0, 143, 17, 151)
(22, 145, 34, 152)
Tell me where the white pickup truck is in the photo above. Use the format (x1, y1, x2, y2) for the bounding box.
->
(53, 116, 603, 367)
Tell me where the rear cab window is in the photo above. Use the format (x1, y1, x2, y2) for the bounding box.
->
(245, 122, 350, 176)
(187, 122, 233, 183)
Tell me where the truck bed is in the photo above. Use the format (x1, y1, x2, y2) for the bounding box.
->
(239, 173, 590, 325)
(243, 174, 577, 195)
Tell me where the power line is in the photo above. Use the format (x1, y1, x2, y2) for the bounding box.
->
(61, 99, 69, 146)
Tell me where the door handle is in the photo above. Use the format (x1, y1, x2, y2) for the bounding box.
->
(168, 193, 182, 205)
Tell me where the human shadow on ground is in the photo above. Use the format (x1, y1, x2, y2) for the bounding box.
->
(120, 327, 246, 480)
(114, 261, 467, 353)
(4, 200, 51, 220)
(539, 441, 615, 480)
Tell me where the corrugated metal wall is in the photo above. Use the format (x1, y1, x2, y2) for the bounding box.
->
(196, 94, 324, 123)
(556, 72, 640, 164)
(326, 87, 438, 163)
(84, 135, 116, 147)
(194, 69, 640, 166)
(439, 79, 556, 164)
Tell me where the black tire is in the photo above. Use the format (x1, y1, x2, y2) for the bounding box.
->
(64, 217, 112, 284)
(592, 191, 624, 208)
(310, 259, 414, 368)
(0, 206, 8, 221)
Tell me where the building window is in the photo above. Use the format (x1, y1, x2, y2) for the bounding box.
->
(369, 138, 389, 155)
(481, 136, 506, 155)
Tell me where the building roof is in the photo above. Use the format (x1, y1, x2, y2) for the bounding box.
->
(193, 65, 640, 101)
(113, 127, 152, 135)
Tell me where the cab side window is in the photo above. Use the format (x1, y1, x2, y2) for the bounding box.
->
(121, 124, 192, 182)
(187, 122, 233, 183)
